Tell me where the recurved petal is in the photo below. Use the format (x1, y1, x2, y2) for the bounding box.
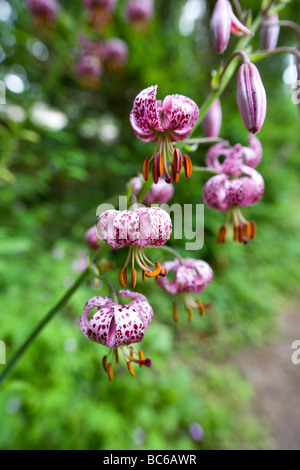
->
(203, 174, 229, 212)
(96, 210, 122, 248)
(129, 85, 163, 141)
(242, 134, 263, 168)
(112, 303, 145, 347)
(164, 95, 199, 141)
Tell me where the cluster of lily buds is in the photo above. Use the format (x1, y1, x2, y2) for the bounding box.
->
(130, 85, 198, 184)
(202, 99, 222, 138)
(203, 135, 264, 243)
(26, 0, 60, 27)
(126, 0, 154, 28)
(80, 290, 153, 380)
(210, 0, 253, 54)
(156, 258, 213, 322)
(260, 12, 280, 51)
(237, 59, 267, 134)
(127, 176, 174, 204)
(96, 207, 172, 287)
(83, 0, 117, 29)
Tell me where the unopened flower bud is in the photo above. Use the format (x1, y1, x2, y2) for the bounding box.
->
(210, 0, 253, 54)
(202, 99, 222, 137)
(237, 61, 267, 134)
(260, 13, 280, 51)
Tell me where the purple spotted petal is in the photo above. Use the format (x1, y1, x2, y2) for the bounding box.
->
(163, 95, 199, 141)
(157, 258, 213, 295)
(222, 144, 244, 176)
(129, 85, 199, 143)
(119, 289, 153, 328)
(97, 207, 172, 249)
(129, 85, 163, 142)
(80, 296, 113, 339)
(80, 291, 153, 348)
(203, 174, 229, 212)
(205, 141, 231, 171)
(239, 166, 265, 206)
(242, 134, 263, 168)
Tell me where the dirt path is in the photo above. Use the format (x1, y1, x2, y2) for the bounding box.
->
(235, 307, 300, 450)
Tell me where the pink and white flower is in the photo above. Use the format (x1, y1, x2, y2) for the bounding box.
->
(203, 137, 265, 243)
(130, 85, 199, 183)
(156, 257, 213, 322)
(96, 206, 172, 286)
(80, 290, 153, 379)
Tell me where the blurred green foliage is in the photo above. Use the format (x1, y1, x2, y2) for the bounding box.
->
(1, 0, 300, 450)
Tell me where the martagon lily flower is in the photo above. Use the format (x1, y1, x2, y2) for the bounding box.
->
(202, 136, 265, 243)
(80, 290, 153, 380)
(156, 257, 213, 322)
(129, 85, 199, 184)
(96, 206, 172, 287)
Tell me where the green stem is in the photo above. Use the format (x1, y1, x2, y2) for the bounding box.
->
(249, 46, 300, 62)
(0, 244, 110, 388)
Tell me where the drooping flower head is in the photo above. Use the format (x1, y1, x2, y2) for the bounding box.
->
(202, 98, 222, 138)
(130, 85, 199, 184)
(76, 36, 104, 89)
(83, 0, 117, 29)
(80, 290, 153, 380)
(156, 257, 213, 322)
(127, 176, 174, 204)
(26, 0, 60, 26)
(126, 0, 154, 27)
(102, 38, 129, 73)
(210, 0, 253, 54)
(203, 136, 265, 243)
(96, 206, 172, 287)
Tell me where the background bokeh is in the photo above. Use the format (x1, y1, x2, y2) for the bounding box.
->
(1, 0, 300, 450)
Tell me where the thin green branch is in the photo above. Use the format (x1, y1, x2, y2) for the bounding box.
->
(0, 244, 110, 388)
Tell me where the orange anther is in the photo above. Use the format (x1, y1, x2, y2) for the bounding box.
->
(107, 362, 113, 381)
(118, 270, 126, 288)
(102, 355, 108, 372)
(172, 303, 179, 322)
(127, 361, 136, 377)
(217, 225, 227, 243)
(142, 158, 149, 181)
(131, 268, 137, 288)
(250, 221, 257, 239)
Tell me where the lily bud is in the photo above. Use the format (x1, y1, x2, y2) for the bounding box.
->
(210, 0, 253, 54)
(260, 13, 280, 51)
(237, 61, 267, 134)
(202, 99, 222, 137)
